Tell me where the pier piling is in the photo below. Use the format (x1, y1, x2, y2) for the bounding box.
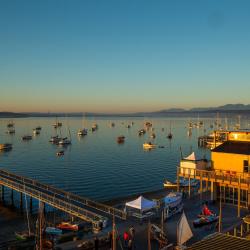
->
(11, 189, 14, 206)
(20, 192, 23, 212)
(30, 197, 33, 214)
(1, 185, 4, 202)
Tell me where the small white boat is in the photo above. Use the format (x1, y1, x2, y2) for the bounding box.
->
(138, 129, 146, 136)
(143, 142, 157, 149)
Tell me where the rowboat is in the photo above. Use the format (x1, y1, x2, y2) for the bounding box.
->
(163, 178, 199, 188)
(193, 214, 218, 228)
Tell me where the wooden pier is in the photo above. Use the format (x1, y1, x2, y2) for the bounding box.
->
(178, 166, 250, 216)
(0, 169, 126, 229)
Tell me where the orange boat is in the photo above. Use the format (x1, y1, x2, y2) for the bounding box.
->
(57, 222, 78, 231)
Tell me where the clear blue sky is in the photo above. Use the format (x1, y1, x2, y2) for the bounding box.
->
(0, 0, 250, 113)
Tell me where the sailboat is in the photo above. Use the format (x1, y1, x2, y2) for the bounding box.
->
(53, 117, 62, 128)
(58, 127, 71, 145)
(167, 121, 173, 139)
(78, 113, 88, 136)
(7, 120, 14, 128)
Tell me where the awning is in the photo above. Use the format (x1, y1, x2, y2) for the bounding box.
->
(125, 196, 157, 212)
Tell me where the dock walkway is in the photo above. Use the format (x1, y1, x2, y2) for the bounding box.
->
(0, 169, 126, 229)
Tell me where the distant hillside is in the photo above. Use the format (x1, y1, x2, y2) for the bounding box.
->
(0, 112, 28, 118)
(190, 104, 250, 112)
(1, 104, 250, 118)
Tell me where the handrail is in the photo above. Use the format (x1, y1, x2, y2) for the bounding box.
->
(0, 169, 126, 221)
(0, 175, 104, 226)
(178, 166, 250, 185)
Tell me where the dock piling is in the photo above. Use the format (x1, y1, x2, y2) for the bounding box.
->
(11, 189, 14, 206)
(20, 192, 23, 212)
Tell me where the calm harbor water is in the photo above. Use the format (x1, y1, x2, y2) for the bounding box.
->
(0, 116, 248, 202)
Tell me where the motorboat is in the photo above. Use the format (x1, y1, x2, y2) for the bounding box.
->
(49, 135, 61, 143)
(22, 135, 32, 141)
(77, 128, 88, 136)
(117, 136, 125, 143)
(57, 222, 78, 231)
(6, 128, 15, 134)
(56, 150, 64, 156)
(35, 126, 42, 130)
(58, 137, 71, 146)
(33, 129, 40, 135)
(7, 121, 14, 128)
(150, 133, 156, 139)
(143, 142, 157, 150)
(144, 122, 152, 128)
(0, 143, 12, 151)
(164, 192, 183, 219)
(167, 133, 173, 139)
(138, 129, 146, 136)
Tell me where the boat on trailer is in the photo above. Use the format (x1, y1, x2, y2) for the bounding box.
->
(57, 222, 79, 231)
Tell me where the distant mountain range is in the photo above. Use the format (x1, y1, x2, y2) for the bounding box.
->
(0, 104, 250, 118)
(158, 104, 250, 113)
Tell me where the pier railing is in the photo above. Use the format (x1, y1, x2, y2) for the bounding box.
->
(0, 169, 126, 224)
(178, 167, 250, 188)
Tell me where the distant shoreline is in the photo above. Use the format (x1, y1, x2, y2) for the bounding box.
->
(1, 110, 250, 119)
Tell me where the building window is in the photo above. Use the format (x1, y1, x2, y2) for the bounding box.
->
(243, 160, 249, 173)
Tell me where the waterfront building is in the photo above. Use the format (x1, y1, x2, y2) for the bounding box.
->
(178, 130, 250, 216)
